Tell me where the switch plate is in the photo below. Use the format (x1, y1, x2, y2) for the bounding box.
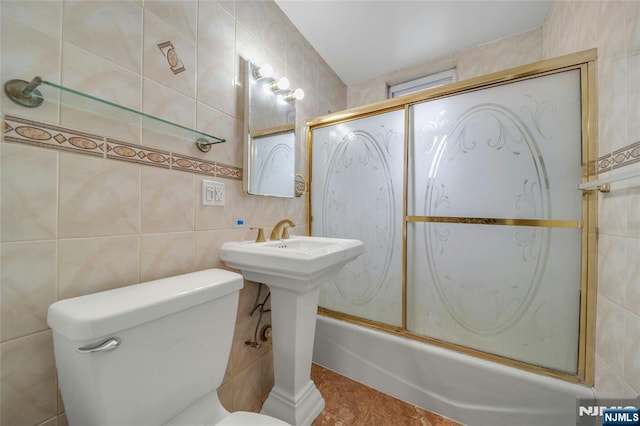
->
(202, 180, 224, 206)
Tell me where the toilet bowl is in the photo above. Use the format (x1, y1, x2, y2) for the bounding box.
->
(47, 269, 290, 426)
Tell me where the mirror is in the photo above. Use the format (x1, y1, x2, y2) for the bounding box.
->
(248, 128, 295, 197)
(244, 59, 298, 198)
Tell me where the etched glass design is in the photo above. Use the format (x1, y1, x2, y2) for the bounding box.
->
(248, 131, 295, 197)
(311, 110, 405, 326)
(310, 69, 584, 374)
(407, 70, 583, 373)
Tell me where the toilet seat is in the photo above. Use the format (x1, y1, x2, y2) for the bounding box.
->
(217, 411, 291, 425)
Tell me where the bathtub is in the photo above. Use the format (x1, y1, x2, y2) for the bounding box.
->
(313, 315, 595, 426)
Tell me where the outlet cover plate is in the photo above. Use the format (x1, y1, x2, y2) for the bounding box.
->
(202, 180, 224, 206)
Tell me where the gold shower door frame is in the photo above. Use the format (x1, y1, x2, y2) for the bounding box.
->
(307, 49, 597, 384)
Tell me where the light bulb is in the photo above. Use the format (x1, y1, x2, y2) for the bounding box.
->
(283, 88, 305, 102)
(271, 77, 290, 91)
(254, 63, 273, 79)
(292, 88, 304, 100)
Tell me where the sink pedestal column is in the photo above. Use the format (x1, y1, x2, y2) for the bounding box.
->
(220, 236, 364, 424)
(261, 286, 325, 425)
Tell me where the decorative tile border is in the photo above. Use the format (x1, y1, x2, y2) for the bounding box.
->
(170, 152, 243, 180)
(217, 164, 242, 180)
(106, 138, 171, 169)
(171, 152, 216, 176)
(596, 154, 612, 174)
(611, 141, 640, 170)
(9, 113, 634, 184)
(2, 115, 242, 181)
(597, 141, 640, 174)
(3, 115, 104, 158)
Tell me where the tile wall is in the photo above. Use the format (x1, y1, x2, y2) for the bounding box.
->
(542, 0, 640, 399)
(0, 1, 346, 425)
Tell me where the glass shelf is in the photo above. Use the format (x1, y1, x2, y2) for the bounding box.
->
(4, 77, 225, 149)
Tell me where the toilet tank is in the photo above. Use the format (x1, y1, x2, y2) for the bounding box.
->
(48, 269, 243, 426)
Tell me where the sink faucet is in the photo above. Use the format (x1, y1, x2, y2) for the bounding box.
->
(270, 219, 295, 240)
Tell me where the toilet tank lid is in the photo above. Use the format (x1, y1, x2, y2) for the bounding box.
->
(47, 269, 243, 341)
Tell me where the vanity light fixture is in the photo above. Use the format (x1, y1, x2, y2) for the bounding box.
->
(253, 63, 274, 80)
(250, 61, 303, 103)
(283, 88, 305, 102)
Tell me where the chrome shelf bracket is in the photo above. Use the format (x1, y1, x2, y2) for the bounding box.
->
(4, 76, 44, 108)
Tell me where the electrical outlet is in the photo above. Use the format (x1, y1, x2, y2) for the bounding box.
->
(202, 180, 224, 206)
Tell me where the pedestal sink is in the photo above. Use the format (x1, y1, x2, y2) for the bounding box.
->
(220, 236, 364, 425)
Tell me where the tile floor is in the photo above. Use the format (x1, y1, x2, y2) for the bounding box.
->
(257, 363, 462, 425)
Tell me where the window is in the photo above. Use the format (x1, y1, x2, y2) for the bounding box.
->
(388, 69, 456, 98)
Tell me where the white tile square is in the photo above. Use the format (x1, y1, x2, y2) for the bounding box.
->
(59, 153, 140, 238)
(624, 311, 640, 393)
(598, 235, 628, 306)
(144, 0, 197, 41)
(1, 241, 56, 341)
(63, 1, 142, 73)
(1, 143, 58, 242)
(0, 332, 56, 426)
(140, 232, 194, 282)
(1, 0, 62, 39)
(58, 236, 139, 300)
(141, 167, 194, 233)
(595, 294, 626, 375)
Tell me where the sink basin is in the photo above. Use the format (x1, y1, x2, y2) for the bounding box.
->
(263, 238, 337, 251)
(220, 236, 364, 292)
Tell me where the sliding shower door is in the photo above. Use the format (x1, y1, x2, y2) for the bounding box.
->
(407, 70, 583, 374)
(311, 110, 405, 326)
(308, 51, 596, 381)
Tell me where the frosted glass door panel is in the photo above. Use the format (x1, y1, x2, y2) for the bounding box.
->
(311, 110, 404, 326)
(407, 70, 583, 373)
(407, 222, 581, 373)
(408, 70, 582, 221)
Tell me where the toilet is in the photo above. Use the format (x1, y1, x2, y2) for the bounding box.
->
(47, 269, 290, 426)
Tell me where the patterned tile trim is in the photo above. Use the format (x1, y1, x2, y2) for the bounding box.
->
(596, 154, 612, 174)
(171, 152, 217, 176)
(106, 138, 170, 169)
(170, 152, 242, 180)
(2, 115, 242, 181)
(594, 141, 640, 174)
(611, 140, 640, 170)
(217, 163, 242, 180)
(3, 115, 104, 157)
(13, 116, 636, 182)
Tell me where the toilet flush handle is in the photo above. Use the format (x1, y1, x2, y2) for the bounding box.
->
(77, 337, 121, 354)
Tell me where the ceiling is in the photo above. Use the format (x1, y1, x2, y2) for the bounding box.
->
(275, 0, 551, 85)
